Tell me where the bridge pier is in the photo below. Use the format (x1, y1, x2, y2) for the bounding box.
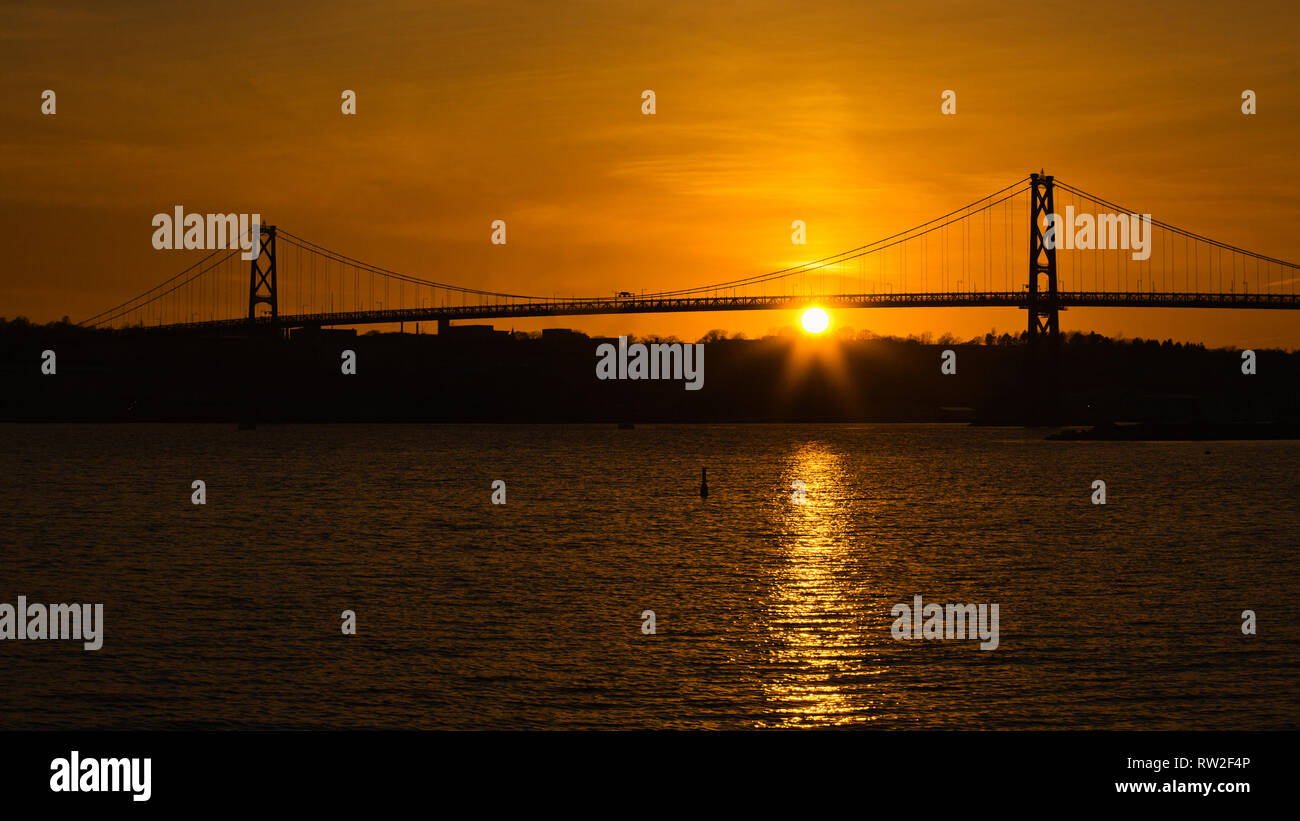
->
(438, 318, 450, 335)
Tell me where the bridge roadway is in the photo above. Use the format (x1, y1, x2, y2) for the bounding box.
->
(147, 290, 1300, 332)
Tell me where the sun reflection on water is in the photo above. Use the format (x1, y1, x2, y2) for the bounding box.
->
(760, 442, 887, 727)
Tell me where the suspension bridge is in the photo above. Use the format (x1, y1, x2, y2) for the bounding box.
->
(79, 174, 1300, 342)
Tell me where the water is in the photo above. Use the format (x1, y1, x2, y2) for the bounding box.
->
(0, 424, 1296, 729)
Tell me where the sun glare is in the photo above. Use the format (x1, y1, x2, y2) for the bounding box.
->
(801, 307, 830, 334)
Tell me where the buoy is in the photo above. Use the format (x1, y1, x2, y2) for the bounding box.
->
(700, 467, 708, 499)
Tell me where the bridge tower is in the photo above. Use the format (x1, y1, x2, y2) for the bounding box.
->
(1024, 174, 1064, 424)
(247, 224, 278, 324)
(1027, 173, 1059, 343)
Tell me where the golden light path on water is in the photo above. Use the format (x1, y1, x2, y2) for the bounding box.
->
(761, 442, 887, 726)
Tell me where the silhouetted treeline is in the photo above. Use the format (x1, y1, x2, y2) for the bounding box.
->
(1, 317, 1296, 424)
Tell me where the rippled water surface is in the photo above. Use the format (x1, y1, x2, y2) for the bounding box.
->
(1, 424, 1296, 729)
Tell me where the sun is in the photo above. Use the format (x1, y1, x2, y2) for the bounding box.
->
(801, 307, 830, 334)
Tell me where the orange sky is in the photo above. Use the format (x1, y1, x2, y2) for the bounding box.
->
(2, 0, 1299, 347)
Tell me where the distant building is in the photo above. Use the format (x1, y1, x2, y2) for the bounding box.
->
(289, 327, 357, 341)
(443, 324, 509, 340)
(541, 328, 589, 341)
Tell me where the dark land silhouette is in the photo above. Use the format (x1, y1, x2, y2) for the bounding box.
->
(1, 317, 1297, 427)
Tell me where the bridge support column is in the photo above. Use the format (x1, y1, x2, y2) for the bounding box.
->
(438, 317, 450, 335)
(248, 224, 278, 325)
(1027, 174, 1059, 343)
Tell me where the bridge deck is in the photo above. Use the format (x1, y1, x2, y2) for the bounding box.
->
(145, 291, 1300, 332)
